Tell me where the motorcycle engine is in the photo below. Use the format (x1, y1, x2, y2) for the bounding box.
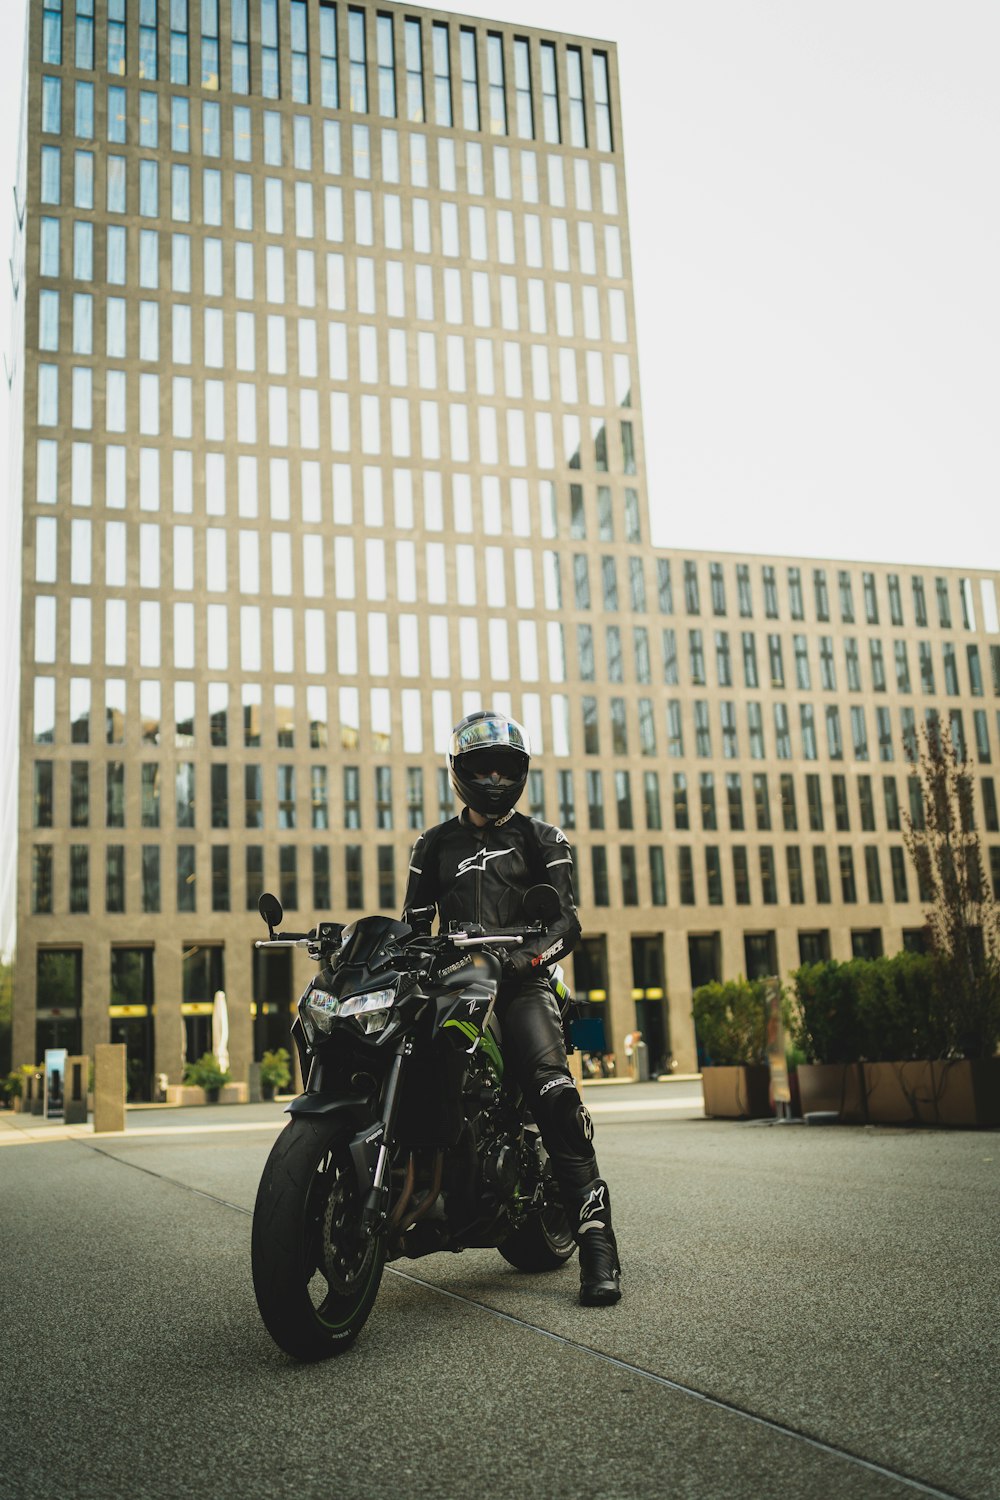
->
(481, 1138, 519, 1197)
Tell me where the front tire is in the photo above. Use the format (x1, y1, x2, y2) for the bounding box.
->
(499, 1201, 576, 1272)
(252, 1116, 385, 1361)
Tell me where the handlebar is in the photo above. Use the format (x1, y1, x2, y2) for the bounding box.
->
(450, 934, 524, 948)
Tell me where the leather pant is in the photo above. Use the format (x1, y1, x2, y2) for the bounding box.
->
(497, 975, 599, 1201)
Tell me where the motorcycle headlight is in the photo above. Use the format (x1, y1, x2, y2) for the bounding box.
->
(301, 986, 343, 1039)
(339, 986, 398, 1035)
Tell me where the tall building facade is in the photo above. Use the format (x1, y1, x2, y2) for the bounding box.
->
(7, 1, 1000, 1091)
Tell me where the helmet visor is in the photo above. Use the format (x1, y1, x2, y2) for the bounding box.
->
(449, 716, 529, 759)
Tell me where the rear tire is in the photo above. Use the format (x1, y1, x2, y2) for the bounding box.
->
(252, 1116, 385, 1361)
(499, 1201, 576, 1272)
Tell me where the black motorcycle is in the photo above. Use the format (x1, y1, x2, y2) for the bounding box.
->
(250, 885, 576, 1361)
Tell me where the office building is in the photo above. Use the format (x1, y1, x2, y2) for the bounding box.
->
(7, 0, 1000, 1090)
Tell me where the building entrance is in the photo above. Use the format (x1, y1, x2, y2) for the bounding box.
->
(631, 936, 669, 1075)
(253, 947, 294, 1059)
(110, 948, 155, 1100)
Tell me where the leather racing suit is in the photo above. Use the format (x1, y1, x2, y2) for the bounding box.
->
(403, 806, 600, 1201)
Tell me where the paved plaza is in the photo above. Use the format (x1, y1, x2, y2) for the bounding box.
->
(1, 1082, 997, 1500)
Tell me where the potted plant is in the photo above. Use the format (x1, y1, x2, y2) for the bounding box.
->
(692, 977, 772, 1119)
(182, 1052, 231, 1104)
(790, 960, 871, 1122)
(2, 1071, 23, 1110)
(790, 953, 1000, 1126)
(259, 1047, 291, 1101)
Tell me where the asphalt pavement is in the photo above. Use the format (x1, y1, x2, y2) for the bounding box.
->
(1, 1081, 997, 1500)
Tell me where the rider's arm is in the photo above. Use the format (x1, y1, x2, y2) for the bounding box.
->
(508, 821, 582, 977)
(402, 828, 436, 920)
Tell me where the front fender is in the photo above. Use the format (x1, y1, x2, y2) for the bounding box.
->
(284, 1094, 382, 1200)
(284, 1094, 372, 1128)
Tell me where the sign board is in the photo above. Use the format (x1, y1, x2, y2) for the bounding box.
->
(44, 1048, 68, 1118)
(764, 978, 792, 1107)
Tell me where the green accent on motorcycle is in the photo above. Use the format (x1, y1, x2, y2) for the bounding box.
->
(443, 1018, 504, 1078)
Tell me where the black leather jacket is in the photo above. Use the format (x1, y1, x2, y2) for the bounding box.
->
(403, 809, 581, 979)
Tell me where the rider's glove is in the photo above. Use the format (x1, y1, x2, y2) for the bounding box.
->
(501, 950, 531, 983)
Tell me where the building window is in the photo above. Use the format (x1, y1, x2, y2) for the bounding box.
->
(736, 564, 753, 618)
(488, 32, 509, 135)
(705, 847, 723, 905)
(106, 845, 125, 913)
(200, 0, 220, 86)
(279, 845, 298, 910)
(890, 847, 908, 903)
(169, 0, 189, 84)
(348, 7, 367, 112)
(678, 847, 694, 905)
(805, 774, 824, 832)
(935, 577, 951, 628)
(371, 846, 394, 909)
(732, 847, 749, 905)
(177, 845, 195, 911)
(290, 0, 309, 100)
(620, 847, 638, 906)
(432, 22, 452, 125)
(657, 559, 673, 613)
(649, 847, 666, 906)
(787, 847, 804, 904)
(513, 38, 533, 138)
(212, 847, 230, 911)
(313, 846, 331, 908)
(43, 0, 63, 64)
(261, 0, 280, 96)
(318, 0, 337, 107)
(246, 845, 264, 909)
(345, 845, 363, 907)
(33, 846, 54, 913)
(592, 51, 612, 150)
(590, 846, 609, 906)
(839, 847, 858, 903)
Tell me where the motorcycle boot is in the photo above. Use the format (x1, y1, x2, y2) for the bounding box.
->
(571, 1179, 621, 1307)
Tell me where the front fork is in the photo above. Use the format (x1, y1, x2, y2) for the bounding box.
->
(349, 1037, 412, 1235)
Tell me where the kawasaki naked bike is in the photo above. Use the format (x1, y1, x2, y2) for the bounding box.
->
(250, 884, 576, 1361)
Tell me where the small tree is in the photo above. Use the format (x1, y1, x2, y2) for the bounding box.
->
(902, 721, 1000, 1057)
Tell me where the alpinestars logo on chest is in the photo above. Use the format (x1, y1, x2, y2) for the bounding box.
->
(455, 848, 515, 878)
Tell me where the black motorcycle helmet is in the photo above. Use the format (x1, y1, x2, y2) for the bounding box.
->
(448, 709, 531, 820)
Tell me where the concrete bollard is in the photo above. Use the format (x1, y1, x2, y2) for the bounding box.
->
(94, 1043, 127, 1134)
(247, 1062, 263, 1104)
(64, 1056, 89, 1125)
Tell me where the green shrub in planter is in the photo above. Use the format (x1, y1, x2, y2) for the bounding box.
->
(791, 961, 868, 1064)
(182, 1053, 231, 1094)
(691, 977, 768, 1065)
(260, 1047, 291, 1094)
(854, 953, 946, 1061)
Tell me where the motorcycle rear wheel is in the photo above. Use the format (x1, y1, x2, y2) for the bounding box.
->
(498, 1201, 575, 1272)
(252, 1116, 385, 1361)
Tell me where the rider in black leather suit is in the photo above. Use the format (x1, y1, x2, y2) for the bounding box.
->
(403, 709, 622, 1307)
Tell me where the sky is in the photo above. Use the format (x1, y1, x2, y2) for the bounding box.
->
(1, 0, 997, 570)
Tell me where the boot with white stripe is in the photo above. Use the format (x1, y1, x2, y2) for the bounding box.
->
(573, 1178, 622, 1306)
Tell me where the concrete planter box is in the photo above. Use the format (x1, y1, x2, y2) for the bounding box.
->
(701, 1064, 772, 1119)
(864, 1060, 1000, 1128)
(797, 1063, 868, 1123)
(165, 1082, 249, 1106)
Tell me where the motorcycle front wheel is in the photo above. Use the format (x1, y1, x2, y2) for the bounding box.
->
(252, 1116, 385, 1361)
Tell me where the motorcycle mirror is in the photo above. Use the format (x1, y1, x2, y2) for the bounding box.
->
(522, 883, 561, 924)
(258, 891, 284, 939)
